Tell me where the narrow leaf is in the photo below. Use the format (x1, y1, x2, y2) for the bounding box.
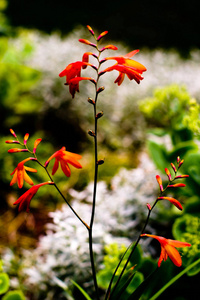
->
(71, 280, 92, 300)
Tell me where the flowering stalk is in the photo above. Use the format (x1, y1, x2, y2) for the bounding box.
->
(106, 156, 189, 298)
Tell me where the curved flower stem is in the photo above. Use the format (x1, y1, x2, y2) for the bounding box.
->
(32, 155, 90, 229)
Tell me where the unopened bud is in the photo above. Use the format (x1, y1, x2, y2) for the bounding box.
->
(88, 130, 95, 137)
(146, 203, 151, 211)
(97, 86, 105, 94)
(97, 159, 104, 165)
(88, 98, 95, 105)
(96, 112, 104, 119)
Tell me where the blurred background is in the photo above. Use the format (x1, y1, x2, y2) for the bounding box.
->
(0, 0, 200, 299)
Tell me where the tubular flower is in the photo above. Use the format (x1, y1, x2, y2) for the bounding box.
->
(10, 157, 37, 188)
(141, 234, 191, 267)
(45, 147, 82, 177)
(101, 50, 146, 85)
(59, 61, 92, 85)
(13, 182, 54, 212)
(68, 77, 96, 98)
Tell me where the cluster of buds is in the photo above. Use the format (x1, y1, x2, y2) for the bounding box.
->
(143, 157, 191, 267)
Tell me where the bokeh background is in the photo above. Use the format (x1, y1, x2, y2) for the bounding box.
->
(0, 0, 200, 299)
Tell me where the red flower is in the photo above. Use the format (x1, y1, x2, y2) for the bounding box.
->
(10, 157, 37, 188)
(59, 61, 95, 97)
(45, 147, 82, 177)
(59, 61, 92, 85)
(68, 77, 95, 98)
(101, 50, 146, 85)
(13, 182, 54, 212)
(141, 234, 191, 267)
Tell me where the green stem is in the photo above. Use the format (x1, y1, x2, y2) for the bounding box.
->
(149, 258, 200, 300)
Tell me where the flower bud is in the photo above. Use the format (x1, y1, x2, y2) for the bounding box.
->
(8, 148, 28, 153)
(146, 203, 151, 211)
(96, 111, 104, 119)
(10, 129, 17, 138)
(168, 183, 186, 188)
(23, 133, 29, 145)
(165, 168, 172, 181)
(5, 140, 20, 144)
(88, 130, 95, 137)
(156, 175, 163, 192)
(33, 138, 42, 154)
(97, 86, 105, 94)
(87, 25, 95, 36)
(88, 98, 95, 105)
(97, 31, 108, 41)
(97, 159, 104, 165)
(171, 163, 177, 173)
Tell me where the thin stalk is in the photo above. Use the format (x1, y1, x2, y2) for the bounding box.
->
(87, 55, 101, 300)
(46, 168, 90, 230)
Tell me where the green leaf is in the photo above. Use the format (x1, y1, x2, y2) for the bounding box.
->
(110, 268, 136, 300)
(0, 273, 9, 295)
(127, 268, 158, 300)
(70, 280, 92, 300)
(149, 259, 200, 300)
(2, 290, 25, 300)
(147, 140, 168, 171)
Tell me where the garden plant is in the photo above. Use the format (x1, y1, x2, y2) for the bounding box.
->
(4, 25, 200, 300)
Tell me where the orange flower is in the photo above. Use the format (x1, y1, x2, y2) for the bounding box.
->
(68, 77, 95, 98)
(141, 234, 191, 267)
(101, 50, 146, 85)
(10, 157, 37, 188)
(13, 182, 54, 212)
(45, 147, 82, 177)
(59, 61, 92, 85)
(156, 175, 163, 192)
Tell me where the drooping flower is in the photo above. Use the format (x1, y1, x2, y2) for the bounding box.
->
(141, 234, 191, 267)
(67, 77, 96, 98)
(10, 157, 37, 188)
(45, 147, 82, 177)
(101, 50, 146, 85)
(59, 61, 92, 85)
(13, 182, 54, 212)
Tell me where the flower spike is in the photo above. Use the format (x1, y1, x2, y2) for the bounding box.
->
(141, 234, 191, 267)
